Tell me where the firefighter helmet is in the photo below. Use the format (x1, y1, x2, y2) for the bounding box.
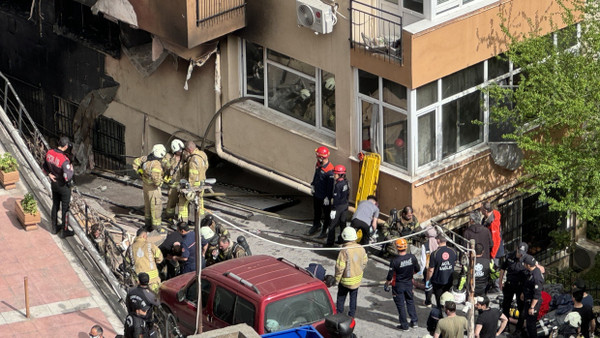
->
(315, 146, 330, 158)
(440, 291, 454, 307)
(201, 214, 214, 228)
(171, 139, 184, 153)
(333, 165, 346, 175)
(341, 226, 357, 241)
(200, 226, 215, 240)
(152, 144, 167, 159)
(395, 238, 408, 251)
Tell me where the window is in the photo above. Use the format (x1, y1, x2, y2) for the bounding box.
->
(243, 41, 335, 132)
(264, 289, 333, 333)
(213, 287, 235, 323)
(233, 297, 255, 327)
(442, 62, 484, 99)
(403, 0, 423, 13)
(358, 71, 408, 170)
(418, 111, 435, 166)
(441, 90, 483, 158)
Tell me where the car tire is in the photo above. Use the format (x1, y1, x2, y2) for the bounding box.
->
(160, 306, 183, 338)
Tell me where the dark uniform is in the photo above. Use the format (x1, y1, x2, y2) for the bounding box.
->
(158, 231, 184, 280)
(429, 246, 457, 310)
(180, 230, 197, 274)
(42, 138, 74, 235)
(125, 285, 159, 327)
(522, 264, 544, 338)
(387, 253, 420, 329)
(309, 161, 334, 236)
(500, 251, 529, 323)
(124, 312, 157, 338)
(326, 177, 349, 246)
(474, 257, 493, 296)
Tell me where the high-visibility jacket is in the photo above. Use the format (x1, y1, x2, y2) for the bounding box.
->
(162, 153, 183, 188)
(335, 242, 368, 289)
(128, 237, 164, 282)
(185, 149, 208, 187)
(133, 156, 163, 188)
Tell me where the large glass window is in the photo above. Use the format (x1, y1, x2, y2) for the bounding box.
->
(264, 289, 333, 333)
(442, 90, 483, 158)
(442, 62, 484, 99)
(403, 0, 423, 13)
(357, 74, 408, 170)
(244, 41, 335, 133)
(418, 111, 436, 166)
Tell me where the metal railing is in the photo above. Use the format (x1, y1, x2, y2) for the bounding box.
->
(350, 0, 403, 63)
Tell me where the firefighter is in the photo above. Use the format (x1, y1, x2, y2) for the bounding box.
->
(43, 136, 74, 237)
(180, 141, 209, 222)
(133, 144, 166, 233)
(325, 164, 349, 247)
(381, 206, 419, 256)
(385, 238, 420, 330)
(201, 226, 220, 266)
(334, 227, 368, 318)
(127, 228, 164, 293)
(200, 214, 229, 238)
(306, 146, 334, 237)
(163, 139, 185, 222)
(217, 236, 247, 262)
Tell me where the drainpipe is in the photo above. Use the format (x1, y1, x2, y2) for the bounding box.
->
(207, 49, 312, 196)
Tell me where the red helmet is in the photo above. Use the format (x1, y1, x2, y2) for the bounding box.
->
(315, 146, 330, 158)
(334, 165, 346, 175)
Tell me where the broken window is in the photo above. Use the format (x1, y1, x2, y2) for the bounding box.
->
(93, 116, 126, 170)
(243, 41, 336, 133)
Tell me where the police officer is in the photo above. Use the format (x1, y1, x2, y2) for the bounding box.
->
(385, 238, 419, 331)
(324, 165, 349, 247)
(426, 235, 457, 310)
(307, 146, 334, 236)
(499, 242, 529, 327)
(126, 273, 159, 328)
(521, 255, 544, 338)
(124, 301, 156, 338)
(163, 139, 184, 222)
(133, 144, 166, 233)
(43, 136, 74, 237)
(180, 141, 209, 223)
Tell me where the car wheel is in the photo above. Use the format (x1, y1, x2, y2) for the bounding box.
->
(159, 306, 184, 338)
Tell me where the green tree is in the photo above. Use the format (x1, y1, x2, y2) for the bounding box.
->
(488, 0, 600, 221)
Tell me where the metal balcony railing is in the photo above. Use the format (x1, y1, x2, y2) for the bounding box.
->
(350, 1, 403, 63)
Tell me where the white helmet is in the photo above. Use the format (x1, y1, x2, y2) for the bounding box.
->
(200, 226, 215, 240)
(152, 144, 167, 159)
(171, 139, 184, 153)
(341, 226, 357, 241)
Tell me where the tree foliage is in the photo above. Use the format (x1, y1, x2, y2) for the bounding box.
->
(488, 0, 600, 221)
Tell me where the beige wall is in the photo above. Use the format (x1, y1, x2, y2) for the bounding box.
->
(103, 50, 217, 159)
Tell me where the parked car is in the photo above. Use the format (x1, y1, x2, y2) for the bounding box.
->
(159, 255, 336, 336)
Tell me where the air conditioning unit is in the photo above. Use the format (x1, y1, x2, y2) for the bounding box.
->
(296, 0, 336, 34)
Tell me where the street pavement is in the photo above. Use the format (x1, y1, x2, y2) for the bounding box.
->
(0, 180, 123, 337)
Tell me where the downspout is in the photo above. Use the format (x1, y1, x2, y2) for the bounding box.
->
(208, 49, 312, 196)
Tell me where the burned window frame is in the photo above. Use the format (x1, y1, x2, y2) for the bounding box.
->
(242, 40, 336, 134)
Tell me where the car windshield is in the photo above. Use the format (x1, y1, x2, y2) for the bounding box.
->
(264, 289, 333, 333)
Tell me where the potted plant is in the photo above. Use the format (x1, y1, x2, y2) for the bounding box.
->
(0, 152, 19, 190)
(15, 193, 40, 231)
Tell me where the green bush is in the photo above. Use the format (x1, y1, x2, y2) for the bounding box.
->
(21, 193, 38, 215)
(0, 153, 18, 172)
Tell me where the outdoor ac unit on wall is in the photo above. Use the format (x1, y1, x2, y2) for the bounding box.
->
(296, 0, 336, 34)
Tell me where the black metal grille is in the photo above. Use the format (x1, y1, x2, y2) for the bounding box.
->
(53, 96, 77, 139)
(93, 116, 126, 170)
(350, 1, 403, 63)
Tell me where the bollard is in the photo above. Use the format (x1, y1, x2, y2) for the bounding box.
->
(24, 277, 30, 318)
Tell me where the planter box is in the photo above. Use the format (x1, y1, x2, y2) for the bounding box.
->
(0, 170, 19, 190)
(15, 199, 40, 231)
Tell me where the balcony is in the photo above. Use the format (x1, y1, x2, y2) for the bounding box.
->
(93, 0, 246, 49)
(350, 1, 403, 63)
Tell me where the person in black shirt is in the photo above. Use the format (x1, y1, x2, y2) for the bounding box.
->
(124, 302, 156, 338)
(473, 243, 496, 296)
(125, 273, 159, 331)
(475, 296, 508, 338)
(573, 289, 595, 338)
(324, 165, 349, 246)
(521, 255, 544, 338)
(158, 230, 184, 280)
(385, 238, 420, 330)
(499, 242, 529, 324)
(307, 146, 334, 236)
(426, 235, 457, 310)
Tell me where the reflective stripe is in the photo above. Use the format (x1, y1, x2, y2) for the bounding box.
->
(193, 182, 201, 187)
(189, 169, 199, 174)
(341, 273, 363, 286)
(147, 269, 159, 280)
(151, 168, 161, 172)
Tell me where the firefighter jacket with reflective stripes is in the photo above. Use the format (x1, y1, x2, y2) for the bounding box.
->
(162, 153, 183, 187)
(335, 242, 368, 289)
(43, 148, 74, 186)
(128, 237, 164, 281)
(185, 149, 209, 186)
(133, 155, 163, 188)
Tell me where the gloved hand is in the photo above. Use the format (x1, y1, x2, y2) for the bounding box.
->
(163, 176, 172, 184)
(136, 168, 144, 176)
(323, 198, 330, 206)
(330, 210, 336, 219)
(425, 280, 431, 290)
(383, 284, 391, 292)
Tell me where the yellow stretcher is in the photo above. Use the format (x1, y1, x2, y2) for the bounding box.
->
(355, 152, 381, 207)
(354, 152, 381, 243)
